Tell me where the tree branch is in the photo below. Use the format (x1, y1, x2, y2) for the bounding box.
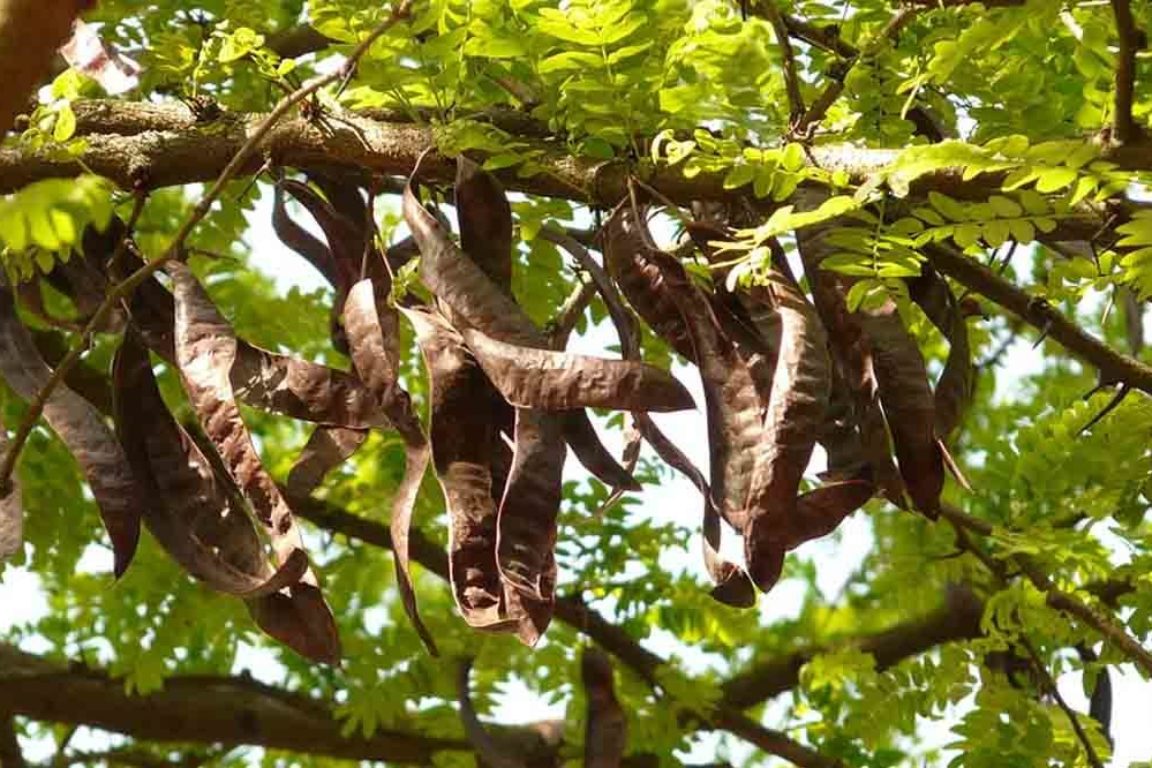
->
(939, 505, 1152, 677)
(719, 584, 984, 709)
(753, 0, 805, 122)
(924, 243, 1152, 395)
(0, 643, 572, 765)
(1108, 0, 1144, 143)
(794, 8, 917, 135)
(1018, 637, 1105, 768)
(1, 100, 1148, 222)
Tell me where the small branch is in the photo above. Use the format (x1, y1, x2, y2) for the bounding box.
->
(939, 505, 1152, 677)
(780, 14, 857, 59)
(0, 0, 414, 492)
(753, 0, 805, 122)
(712, 709, 843, 768)
(1018, 637, 1105, 768)
(720, 584, 984, 709)
(925, 244, 1152, 396)
(1109, 0, 1143, 143)
(547, 277, 597, 350)
(793, 8, 917, 135)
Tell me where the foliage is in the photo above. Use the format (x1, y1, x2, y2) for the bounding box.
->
(1, 0, 1151, 767)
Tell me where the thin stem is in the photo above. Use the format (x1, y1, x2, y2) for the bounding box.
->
(0, 0, 413, 491)
(755, 0, 805, 122)
(1018, 637, 1105, 768)
(940, 504, 1152, 677)
(794, 8, 916, 135)
(1109, 0, 1142, 143)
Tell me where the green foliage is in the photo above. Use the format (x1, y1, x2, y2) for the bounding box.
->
(2, 0, 1152, 766)
(0, 177, 114, 280)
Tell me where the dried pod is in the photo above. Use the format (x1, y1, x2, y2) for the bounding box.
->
(93, 236, 384, 429)
(796, 224, 905, 504)
(343, 279, 438, 654)
(603, 202, 759, 531)
(403, 183, 636, 491)
(0, 279, 141, 576)
(272, 178, 341, 288)
(582, 648, 627, 768)
(170, 262, 316, 572)
(0, 414, 22, 561)
(113, 328, 309, 599)
(286, 426, 369, 498)
(404, 307, 514, 632)
(456, 156, 514, 291)
(459, 326, 694, 412)
(743, 273, 831, 592)
(858, 303, 944, 518)
(495, 408, 564, 645)
(909, 266, 973, 441)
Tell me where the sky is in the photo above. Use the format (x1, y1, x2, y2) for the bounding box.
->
(1, 186, 1150, 767)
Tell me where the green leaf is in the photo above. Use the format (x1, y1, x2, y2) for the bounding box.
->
(52, 105, 76, 142)
(781, 142, 806, 173)
(723, 164, 755, 190)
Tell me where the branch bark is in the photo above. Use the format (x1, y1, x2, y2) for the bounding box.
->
(2, 100, 1149, 219)
(0, 644, 473, 764)
(720, 584, 984, 709)
(1108, 0, 1144, 143)
(924, 243, 1152, 395)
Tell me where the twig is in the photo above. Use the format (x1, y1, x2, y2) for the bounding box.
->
(926, 243, 1152, 396)
(754, 0, 805, 122)
(0, 0, 414, 492)
(1108, 0, 1143, 143)
(780, 14, 857, 59)
(547, 276, 597, 349)
(1076, 384, 1129, 436)
(939, 504, 1152, 677)
(793, 8, 916, 135)
(1018, 637, 1105, 768)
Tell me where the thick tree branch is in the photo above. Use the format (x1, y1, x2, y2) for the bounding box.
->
(1, 100, 1148, 222)
(924, 243, 1152, 395)
(1109, 0, 1144, 143)
(0, 644, 580, 765)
